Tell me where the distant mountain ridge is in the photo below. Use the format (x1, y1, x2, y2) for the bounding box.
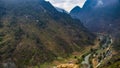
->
(70, 6, 81, 13)
(70, 0, 120, 67)
(55, 7, 68, 13)
(70, 0, 120, 33)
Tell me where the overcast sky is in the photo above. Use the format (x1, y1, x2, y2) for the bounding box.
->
(45, 0, 86, 12)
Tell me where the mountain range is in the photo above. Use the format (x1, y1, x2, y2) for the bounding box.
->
(70, 0, 120, 67)
(70, 0, 120, 33)
(70, 0, 120, 51)
(0, 0, 95, 67)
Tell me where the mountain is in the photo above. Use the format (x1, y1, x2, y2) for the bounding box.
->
(0, 0, 95, 67)
(70, 0, 120, 67)
(70, 0, 120, 40)
(55, 7, 68, 13)
(70, 6, 81, 13)
(70, 0, 120, 33)
(70, 0, 120, 51)
(70, 6, 81, 18)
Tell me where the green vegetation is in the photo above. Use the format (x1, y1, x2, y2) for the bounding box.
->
(101, 55, 120, 68)
(0, 0, 95, 67)
(104, 34, 120, 68)
(113, 36, 120, 52)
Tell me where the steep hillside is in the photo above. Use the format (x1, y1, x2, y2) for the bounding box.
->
(0, 0, 95, 67)
(70, 0, 120, 33)
(70, 0, 120, 67)
(70, 0, 120, 51)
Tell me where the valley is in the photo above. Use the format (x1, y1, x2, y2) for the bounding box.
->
(0, 0, 95, 67)
(54, 34, 113, 68)
(0, 0, 120, 68)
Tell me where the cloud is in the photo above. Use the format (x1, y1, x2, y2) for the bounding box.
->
(45, 0, 86, 12)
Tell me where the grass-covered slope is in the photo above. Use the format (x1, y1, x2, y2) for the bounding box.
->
(0, 0, 95, 67)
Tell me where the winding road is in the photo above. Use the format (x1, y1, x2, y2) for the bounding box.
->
(81, 34, 113, 68)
